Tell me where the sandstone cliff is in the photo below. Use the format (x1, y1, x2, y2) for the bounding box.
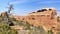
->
(0, 8, 59, 34)
(10, 8, 58, 34)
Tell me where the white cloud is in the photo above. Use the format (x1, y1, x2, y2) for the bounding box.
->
(10, 0, 29, 4)
(37, 1, 60, 4)
(57, 11, 60, 16)
(10, 0, 39, 4)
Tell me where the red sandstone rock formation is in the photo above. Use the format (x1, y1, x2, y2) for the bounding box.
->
(12, 8, 58, 34)
(0, 8, 58, 34)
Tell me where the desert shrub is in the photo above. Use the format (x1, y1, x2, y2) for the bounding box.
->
(27, 26, 46, 34)
(0, 22, 18, 34)
(8, 17, 15, 21)
(8, 29, 18, 34)
(47, 29, 53, 34)
(17, 20, 24, 26)
(57, 16, 60, 22)
(9, 17, 24, 26)
(56, 31, 60, 34)
(24, 21, 31, 30)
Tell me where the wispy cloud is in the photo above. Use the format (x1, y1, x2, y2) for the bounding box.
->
(37, 1, 60, 4)
(10, 0, 39, 4)
(10, 0, 29, 4)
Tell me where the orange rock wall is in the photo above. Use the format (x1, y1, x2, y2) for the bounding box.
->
(12, 8, 58, 34)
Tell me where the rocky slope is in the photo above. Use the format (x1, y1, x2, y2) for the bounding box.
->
(0, 8, 60, 34)
(13, 8, 59, 34)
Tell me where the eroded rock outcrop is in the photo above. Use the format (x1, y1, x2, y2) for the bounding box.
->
(12, 8, 58, 34)
(0, 8, 58, 34)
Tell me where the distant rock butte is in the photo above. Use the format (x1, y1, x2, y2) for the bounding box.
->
(0, 8, 59, 34)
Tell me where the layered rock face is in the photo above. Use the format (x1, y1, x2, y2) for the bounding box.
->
(25, 8, 58, 32)
(12, 8, 58, 34)
(0, 8, 58, 34)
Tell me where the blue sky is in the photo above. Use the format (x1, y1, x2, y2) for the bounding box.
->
(0, 0, 60, 16)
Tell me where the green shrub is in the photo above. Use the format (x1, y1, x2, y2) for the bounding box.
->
(47, 29, 53, 34)
(0, 22, 18, 34)
(8, 29, 18, 34)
